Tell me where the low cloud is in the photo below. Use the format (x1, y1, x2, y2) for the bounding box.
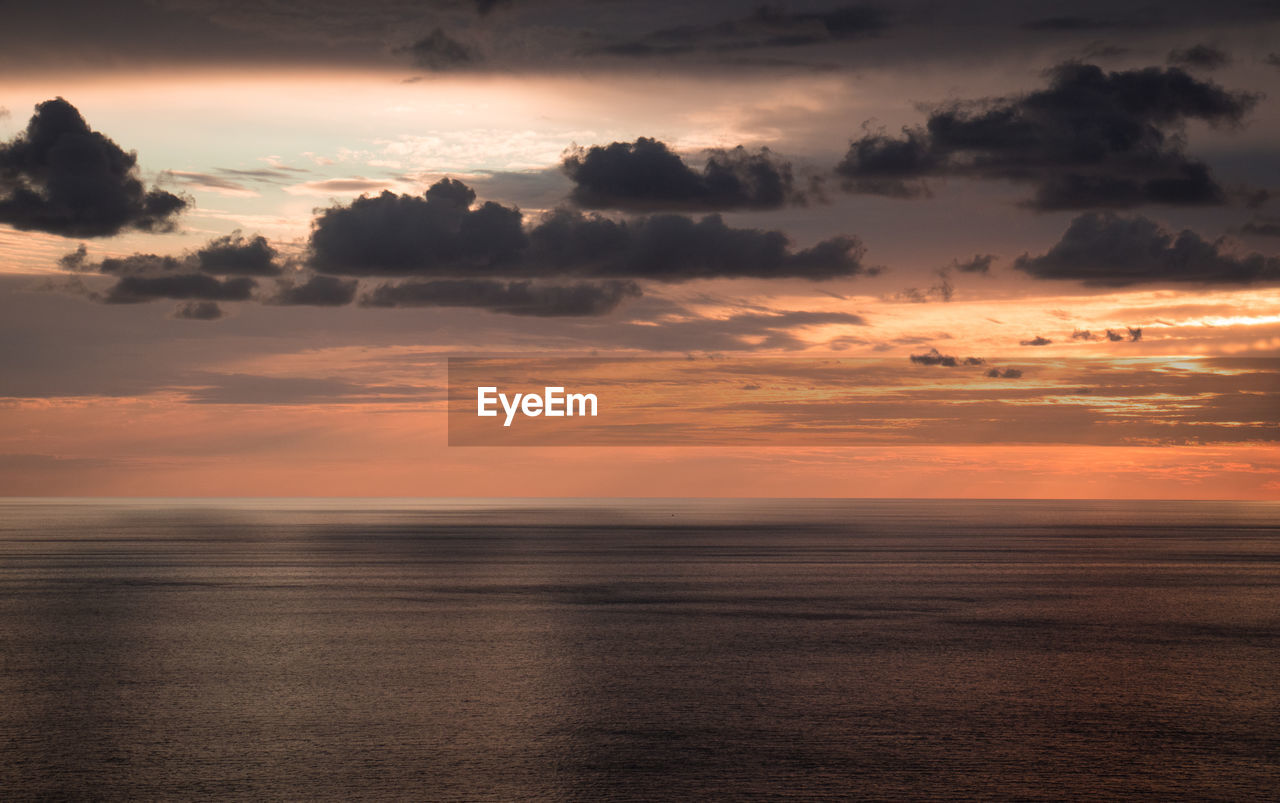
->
(0, 98, 188, 237)
(309, 178, 869, 282)
(268, 275, 359, 306)
(1014, 212, 1280, 285)
(1167, 44, 1230, 70)
(102, 274, 256, 304)
(562, 138, 805, 211)
(1020, 336, 1052, 346)
(836, 63, 1257, 210)
(173, 301, 223, 320)
(361, 278, 641, 316)
(909, 348, 984, 367)
(196, 232, 281, 276)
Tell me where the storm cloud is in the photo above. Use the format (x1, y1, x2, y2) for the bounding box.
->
(562, 138, 803, 211)
(1014, 212, 1280, 285)
(0, 98, 187, 237)
(836, 63, 1257, 210)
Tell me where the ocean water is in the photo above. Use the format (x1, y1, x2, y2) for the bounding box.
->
(0, 498, 1277, 800)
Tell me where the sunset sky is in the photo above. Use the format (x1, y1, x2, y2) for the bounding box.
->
(1, 0, 1278, 498)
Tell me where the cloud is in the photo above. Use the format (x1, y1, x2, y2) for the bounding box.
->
(165, 170, 259, 198)
(1267, 53, 1280, 69)
(894, 270, 953, 302)
(173, 300, 223, 320)
(835, 63, 1257, 210)
(1072, 329, 1099, 340)
(562, 138, 804, 211)
(284, 177, 402, 197)
(309, 178, 869, 281)
(1241, 218, 1280, 237)
(909, 348, 983, 367)
(361, 278, 641, 316)
(308, 180, 526, 276)
(1014, 212, 1280, 285)
(196, 232, 281, 276)
(0, 98, 187, 237)
(588, 5, 888, 58)
(1167, 44, 1230, 69)
(102, 274, 257, 304)
(951, 254, 996, 274)
(986, 367, 1023, 378)
(526, 208, 866, 281)
(399, 28, 480, 70)
(1020, 16, 1130, 31)
(1020, 335, 1052, 346)
(268, 275, 359, 306)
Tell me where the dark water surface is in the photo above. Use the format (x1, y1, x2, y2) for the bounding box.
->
(1, 499, 1277, 800)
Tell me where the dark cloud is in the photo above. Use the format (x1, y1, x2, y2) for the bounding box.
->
(308, 181, 526, 276)
(588, 4, 888, 58)
(0, 98, 187, 237)
(1167, 44, 1230, 69)
(894, 270, 953, 303)
(362, 278, 641, 316)
(196, 232, 281, 276)
(986, 367, 1023, 378)
(527, 208, 867, 281)
(952, 254, 996, 274)
(268, 275, 359, 306)
(1072, 329, 1099, 340)
(1240, 217, 1280, 237)
(836, 63, 1257, 210)
(1267, 53, 1280, 69)
(173, 300, 223, 320)
(102, 274, 256, 304)
(562, 137, 804, 211)
(1020, 336, 1052, 346)
(1014, 212, 1280, 285)
(909, 348, 983, 367)
(309, 178, 868, 281)
(399, 28, 480, 70)
(1105, 327, 1143, 342)
(1021, 16, 1128, 31)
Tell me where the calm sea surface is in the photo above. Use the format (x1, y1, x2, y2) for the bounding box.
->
(0, 499, 1277, 800)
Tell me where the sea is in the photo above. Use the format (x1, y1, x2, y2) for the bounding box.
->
(0, 498, 1277, 800)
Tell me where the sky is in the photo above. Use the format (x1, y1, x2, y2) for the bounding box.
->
(1, 0, 1278, 498)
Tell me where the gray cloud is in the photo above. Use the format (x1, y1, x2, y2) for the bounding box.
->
(1020, 335, 1052, 346)
(196, 232, 281, 276)
(102, 274, 257, 304)
(562, 137, 805, 211)
(361, 278, 641, 316)
(1167, 44, 1230, 69)
(399, 28, 481, 70)
(269, 275, 359, 306)
(909, 348, 983, 367)
(310, 178, 868, 281)
(0, 98, 187, 237)
(173, 300, 224, 320)
(587, 4, 889, 58)
(1015, 212, 1280, 285)
(836, 63, 1258, 210)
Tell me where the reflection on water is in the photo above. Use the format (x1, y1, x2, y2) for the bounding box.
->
(1, 499, 1278, 799)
